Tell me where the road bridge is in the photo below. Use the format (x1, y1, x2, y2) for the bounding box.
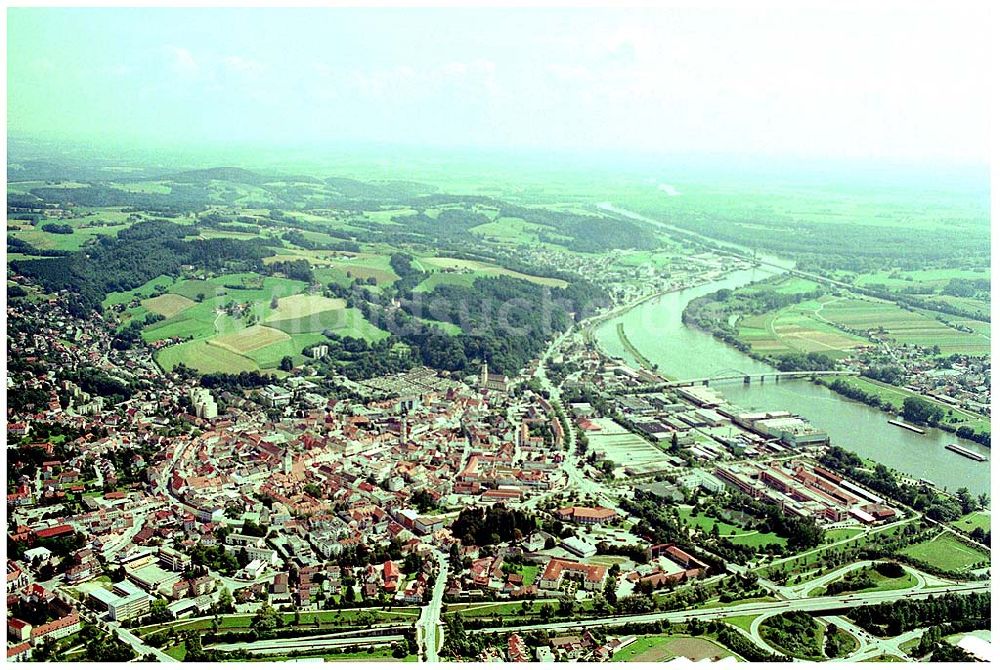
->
(667, 369, 854, 388)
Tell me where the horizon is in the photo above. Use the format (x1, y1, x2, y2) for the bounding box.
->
(7, 6, 992, 167)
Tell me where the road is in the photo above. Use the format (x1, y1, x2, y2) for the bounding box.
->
(208, 633, 405, 654)
(475, 581, 990, 635)
(109, 621, 179, 662)
(50, 572, 177, 662)
(417, 550, 449, 662)
(534, 328, 621, 509)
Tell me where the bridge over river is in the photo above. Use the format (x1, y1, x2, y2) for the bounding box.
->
(617, 368, 855, 394)
(667, 369, 854, 388)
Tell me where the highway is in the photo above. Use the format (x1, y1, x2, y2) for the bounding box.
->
(474, 581, 989, 635)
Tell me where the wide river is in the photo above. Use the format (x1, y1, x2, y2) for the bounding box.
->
(593, 255, 991, 496)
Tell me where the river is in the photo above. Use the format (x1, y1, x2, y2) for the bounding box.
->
(592, 232, 991, 496)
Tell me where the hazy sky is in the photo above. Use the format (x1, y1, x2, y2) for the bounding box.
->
(7, 7, 991, 163)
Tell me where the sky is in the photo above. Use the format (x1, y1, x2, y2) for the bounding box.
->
(6, 6, 992, 164)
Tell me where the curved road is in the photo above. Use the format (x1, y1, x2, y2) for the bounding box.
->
(475, 581, 989, 635)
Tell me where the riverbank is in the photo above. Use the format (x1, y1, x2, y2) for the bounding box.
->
(616, 323, 657, 372)
(591, 263, 990, 495)
(814, 376, 990, 448)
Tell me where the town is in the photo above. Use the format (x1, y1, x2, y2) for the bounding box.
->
(6, 245, 990, 662)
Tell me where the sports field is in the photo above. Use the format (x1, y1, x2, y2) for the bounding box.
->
(610, 635, 733, 662)
(898, 532, 990, 572)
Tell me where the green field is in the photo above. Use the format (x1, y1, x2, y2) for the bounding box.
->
(853, 268, 989, 292)
(470, 216, 548, 244)
(738, 296, 867, 357)
(155, 338, 259, 374)
(759, 612, 825, 660)
(170, 279, 231, 301)
(898, 532, 990, 572)
(417, 256, 568, 288)
(102, 274, 177, 308)
(951, 511, 990, 535)
(242, 649, 416, 663)
(142, 276, 326, 371)
(610, 635, 734, 662)
(821, 298, 989, 355)
(10, 222, 131, 251)
(808, 565, 918, 597)
(722, 615, 759, 634)
(678, 507, 787, 548)
(825, 528, 865, 542)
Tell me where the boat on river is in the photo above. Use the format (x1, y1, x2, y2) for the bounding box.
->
(888, 418, 925, 434)
(945, 443, 987, 462)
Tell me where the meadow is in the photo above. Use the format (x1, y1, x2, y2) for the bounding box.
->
(678, 506, 787, 548)
(951, 511, 990, 535)
(415, 256, 568, 289)
(897, 532, 990, 572)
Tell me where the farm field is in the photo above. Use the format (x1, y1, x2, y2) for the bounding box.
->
(245, 332, 330, 369)
(417, 256, 568, 288)
(154, 338, 258, 374)
(469, 216, 548, 244)
(852, 268, 989, 290)
(208, 325, 290, 355)
(169, 279, 230, 301)
(142, 293, 196, 318)
(897, 532, 990, 572)
(142, 277, 307, 342)
(264, 294, 346, 322)
(610, 635, 734, 662)
(931, 294, 990, 320)
(102, 274, 176, 307)
(138, 268, 387, 371)
(821, 298, 989, 355)
(738, 296, 867, 357)
(269, 307, 387, 342)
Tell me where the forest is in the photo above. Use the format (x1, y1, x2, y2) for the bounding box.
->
(11, 220, 273, 316)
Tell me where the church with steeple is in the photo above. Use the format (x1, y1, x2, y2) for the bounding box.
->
(479, 361, 510, 392)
